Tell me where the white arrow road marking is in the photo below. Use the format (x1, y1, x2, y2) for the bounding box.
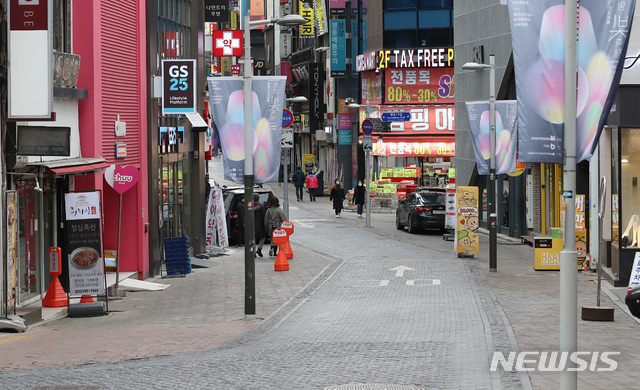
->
(390, 265, 414, 277)
(405, 279, 441, 286)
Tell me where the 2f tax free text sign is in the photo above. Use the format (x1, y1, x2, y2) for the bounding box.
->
(162, 59, 196, 115)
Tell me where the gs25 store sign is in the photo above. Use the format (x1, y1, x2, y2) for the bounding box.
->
(162, 60, 196, 115)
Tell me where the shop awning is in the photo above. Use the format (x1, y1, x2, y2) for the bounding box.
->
(27, 157, 111, 175)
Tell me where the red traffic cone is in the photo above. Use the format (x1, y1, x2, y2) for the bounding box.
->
(80, 295, 95, 303)
(42, 275, 68, 307)
(274, 244, 289, 271)
(283, 239, 293, 260)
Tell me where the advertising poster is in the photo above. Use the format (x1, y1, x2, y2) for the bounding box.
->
(207, 76, 287, 183)
(507, 0, 635, 163)
(64, 192, 105, 296)
(300, 1, 314, 37)
(205, 188, 229, 249)
(303, 154, 315, 174)
(465, 100, 518, 175)
(455, 186, 480, 255)
(6, 191, 18, 310)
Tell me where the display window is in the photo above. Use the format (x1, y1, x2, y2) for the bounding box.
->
(618, 128, 640, 248)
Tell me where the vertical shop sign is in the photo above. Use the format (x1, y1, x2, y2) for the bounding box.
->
(314, 0, 327, 35)
(6, 191, 18, 310)
(330, 20, 346, 77)
(455, 187, 480, 255)
(64, 192, 105, 296)
(507, 0, 635, 163)
(162, 59, 196, 115)
(300, 1, 314, 37)
(309, 63, 325, 133)
(330, 0, 345, 15)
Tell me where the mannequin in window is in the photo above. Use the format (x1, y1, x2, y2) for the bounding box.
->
(622, 214, 640, 247)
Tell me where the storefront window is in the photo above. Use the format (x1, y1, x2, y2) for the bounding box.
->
(618, 128, 640, 247)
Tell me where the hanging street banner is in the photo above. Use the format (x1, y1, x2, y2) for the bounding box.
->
(64, 192, 105, 296)
(207, 76, 287, 183)
(507, 0, 635, 163)
(465, 100, 518, 175)
(162, 59, 197, 115)
(205, 187, 229, 249)
(6, 191, 18, 310)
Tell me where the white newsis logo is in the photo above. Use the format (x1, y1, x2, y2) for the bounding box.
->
(114, 173, 134, 183)
(490, 351, 620, 372)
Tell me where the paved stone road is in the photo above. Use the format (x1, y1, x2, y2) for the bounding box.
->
(0, 199, 527, 389)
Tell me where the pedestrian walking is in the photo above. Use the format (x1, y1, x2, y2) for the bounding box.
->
(235, 194, 245, 246)
(329, 179, 346, 218)
(292, 166, 307, 201)
(354, 180, 366, 218)
(253, 194, 266, 257)
(264, 196, 287, 257)
(304, 171, 319, 201)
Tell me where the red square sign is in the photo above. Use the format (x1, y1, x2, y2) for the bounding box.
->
(230, 65, 241, 75)
(213, 30, 243, 57)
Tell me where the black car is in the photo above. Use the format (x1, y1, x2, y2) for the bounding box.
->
(396, 190, 446, 233)
(222, 186, 274, 245)
(625, 284, 640, 319)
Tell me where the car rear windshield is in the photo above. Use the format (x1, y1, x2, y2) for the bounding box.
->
(418, 193, 445, 204)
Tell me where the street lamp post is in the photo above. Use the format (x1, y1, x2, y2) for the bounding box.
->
(242, 13, 306, 319)
(283, 96, 308, 218)
(348, 99, 376, 228)
(462, 54, 497, 272)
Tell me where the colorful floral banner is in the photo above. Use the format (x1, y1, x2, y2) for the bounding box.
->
(207, 76, 287, 183)
(507, 0, 635, 163)
(465, 100, 517, 175)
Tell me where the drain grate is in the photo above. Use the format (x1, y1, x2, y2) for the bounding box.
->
(325, 385, 425, 390)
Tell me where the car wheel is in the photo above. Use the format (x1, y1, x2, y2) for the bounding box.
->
(407, 216, 417, 234)
(395, 213, 404, 230)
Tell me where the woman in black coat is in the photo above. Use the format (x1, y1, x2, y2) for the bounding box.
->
(354, 180, 366, 218)
(253, 194, 266, 257)
(329, 179, 346, 218)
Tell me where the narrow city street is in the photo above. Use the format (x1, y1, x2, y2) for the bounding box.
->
(0, 169, 639, 388)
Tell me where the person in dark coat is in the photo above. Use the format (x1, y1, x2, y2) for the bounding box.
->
(329, 179, 346, 218)
(264, 196, 287, 256)
(292, 167, 307, 201)
(253, 193, 266, 257)
(354, 179, 366, 218)
(235, 195, 245, 246)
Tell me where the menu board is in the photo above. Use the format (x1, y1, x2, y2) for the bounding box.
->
(64, 192, 105, 296)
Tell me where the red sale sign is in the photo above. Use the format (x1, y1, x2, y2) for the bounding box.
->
(384, 68, 454, 104)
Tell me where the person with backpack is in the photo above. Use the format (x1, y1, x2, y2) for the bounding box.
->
(264, 196, 287, 257)
(292, 167, 307, 201)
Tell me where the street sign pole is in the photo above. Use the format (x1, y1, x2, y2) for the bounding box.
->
(362, 119, 373, 228)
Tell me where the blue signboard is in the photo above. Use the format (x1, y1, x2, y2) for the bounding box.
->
(330, 20, 346, 77)
(381, 112, 411, 122)
(338, 129, 352, 145)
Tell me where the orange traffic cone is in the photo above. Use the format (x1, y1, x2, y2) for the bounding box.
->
(274, 244, 289, 271)
(80, 295, 95, 303)
(42, 275, 68, 307)
(283, 238, 293, 260)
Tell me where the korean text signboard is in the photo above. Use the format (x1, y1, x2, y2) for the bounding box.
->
(64, 192, 105, 296)
(204, 0, 229, 23)
(384, 68, 454, 104)
(162, 59, 196, 115)
(330, 20, 346, 77)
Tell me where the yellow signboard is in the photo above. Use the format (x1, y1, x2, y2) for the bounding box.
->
(455, 186, 479, 254)
(300, 1, 314, 36)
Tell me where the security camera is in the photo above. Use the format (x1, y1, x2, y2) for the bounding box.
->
(375, 68, 380, 74)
